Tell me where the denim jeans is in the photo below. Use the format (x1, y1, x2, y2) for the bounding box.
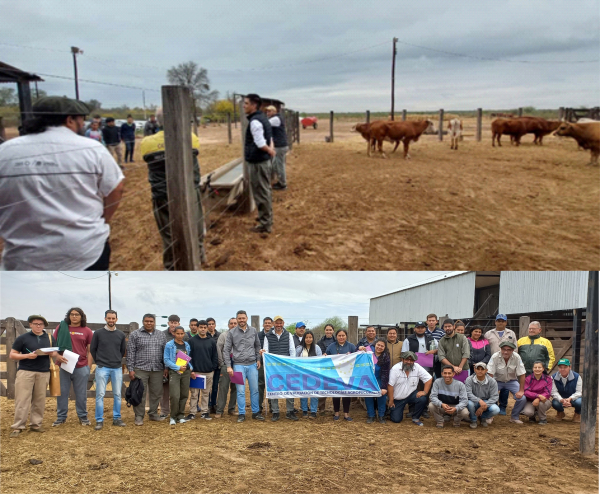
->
(551, 397, 582, 414)
(467, 400, 501, 422)
(498, 388, 509, 409)
(496, 380, 527, 419)
(365, 394, 387, 418)
(300, 397, 318, 413)
(234, 363, 259, 415)
(94, 366, 123, 422)
(57, 366, 90, 420)
(124, 140, 135, 162)
(390, 390, 428, 423)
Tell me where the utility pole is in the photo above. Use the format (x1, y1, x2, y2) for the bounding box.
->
(71, 46, 83, 100)
(142, 90, 147, 120)
(34, 81, 39, 100)
(391, 37, 398, 121)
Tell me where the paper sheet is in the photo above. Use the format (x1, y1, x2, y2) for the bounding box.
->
(61, 350, 79, 374)
(35, 347, 59, 355)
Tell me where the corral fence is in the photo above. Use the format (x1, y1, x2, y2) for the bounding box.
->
(562, 107, 600, 123)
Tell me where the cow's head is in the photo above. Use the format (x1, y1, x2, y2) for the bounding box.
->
(353, 123, 369, 133)
(554, 122, 573, 137)
(425, 119, 435, 133)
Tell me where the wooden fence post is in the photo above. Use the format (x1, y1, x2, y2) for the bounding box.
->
(0, 116, 5, 142)
(580, 271, 598, 455)
(162, 85, 201, 271)
(402, 109, 407, 121)
(296, 111, 300, 145)
(227, 112, 232, 144)
(476, 108, 483, 142)
(329, 111, 334, 143)
(438, 109, 444, 141)
(558, 107, 565, 121)
(572, 308, 583, 372)
(518, 107, 523, 117)
(366, 110, 370, 124)
(519, 316, 531, 339)
(251, 315, 260, 331)
(348, 316, 358, 345)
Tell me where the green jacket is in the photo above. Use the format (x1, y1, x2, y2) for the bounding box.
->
(437, 333, 471, 370)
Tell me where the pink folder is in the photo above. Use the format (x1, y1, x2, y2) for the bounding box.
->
(415, 352, 434, 368)
(230, 372, 244, 385)
(454, 370, 468, 382)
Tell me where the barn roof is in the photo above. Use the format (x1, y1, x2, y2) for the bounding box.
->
(0, 61, 44, 84)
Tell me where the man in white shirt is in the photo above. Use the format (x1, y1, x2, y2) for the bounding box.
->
(485, 314, 518, 414)
(387, 351, 432, 426)
(265, 105, 288, 191)
(243, 94, 275, 234)
(550, 358, 582, 422)
(0, 97, 125, 270)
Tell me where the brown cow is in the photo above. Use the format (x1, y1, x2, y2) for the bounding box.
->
(353, 121, 388, 155)
(517, 117, 561, 145)
(554, 122, 600, 165)
(491, 118, 529, 147)
(371, 120, 434, 159)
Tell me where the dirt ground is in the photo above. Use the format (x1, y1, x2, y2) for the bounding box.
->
(2, 118, 599, 270)
(1, 393, 598, 494)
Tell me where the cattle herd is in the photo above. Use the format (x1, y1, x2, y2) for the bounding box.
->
(353, 115, 600, 165)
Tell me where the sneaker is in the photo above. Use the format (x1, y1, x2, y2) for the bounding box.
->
(169, 418, 176, 425)
(366, 417, 375, 424)
(214, 413, 222, 419)
(422, 411, 430, 419)
(237, 415, 246, 423)
(379, 417, 386, 424)
(538, 420, 547, 426)
(412, 420, 423, 427)
(302, 411, 308, 418)
(185, 414, 196, 421)
(178, 418, 188, 424)
(149, 415, 165, 422)
(344, 416, 353, 422)
(573, 413, 581, 423)
(79, 418, 91, 426)
(112, 419, 126, 427)
(286, 411, 299, 421)
(95, 422, 103, 431)
(252, 413, 265, 421)
(30, 426, 46, 433)
(481, 419, 489, 428)
(134, 417, 144, 426)
(10, 430, 21, 438)
(470, 421, 478, 429)
(160, 414, 169, 419)
(509, 418, 524, 425)
(556, 411, 565, 421)
(201, 413, 213, 421)
(250, 225, 271, 234)
(309, 412, 317, 419)
(499, 408, 507, 416)
(486, 418, 494, 425)
(52, 419, 66, 427)
(271, 413, 280, 422)
(272, 183, 287, 190)
(436, 423, 444, 428)
(333, 415, 340, 421)
(229, 409, 239, 416)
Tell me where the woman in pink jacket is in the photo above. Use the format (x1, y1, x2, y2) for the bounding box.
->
(522, 361, 553, 425)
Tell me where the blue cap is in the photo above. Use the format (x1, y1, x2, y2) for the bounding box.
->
(496, 314, 507, 321)
(415, 321, 426, 327)
(296, 322, 306, 328)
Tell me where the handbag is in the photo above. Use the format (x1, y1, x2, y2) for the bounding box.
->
(47, 333, 61, 397)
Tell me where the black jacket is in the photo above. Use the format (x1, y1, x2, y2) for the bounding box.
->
(189, 335, 218, 373)
(318, 335, 335, 354)
(102, 125, 121, 145)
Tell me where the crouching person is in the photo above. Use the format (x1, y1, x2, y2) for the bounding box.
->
(429, 365, 470, 428)
(465, 362, 500, 428)
(551, 358, 582, 422)
(522, 361, 553, 425)
(387, 351, 432, 427)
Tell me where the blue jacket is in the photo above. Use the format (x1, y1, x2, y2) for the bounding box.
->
(325, 341, 357, 355)
(120, 122, 136, 142)
(164, 339, 193, 371)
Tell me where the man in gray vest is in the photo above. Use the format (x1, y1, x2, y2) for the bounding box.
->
(243, 94, 275, 234)
(265, 105, 288, 191)
(260, 315, 297, 421)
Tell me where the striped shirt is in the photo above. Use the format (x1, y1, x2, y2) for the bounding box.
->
(426, 327, 445, 342)
(126, 327, 168, 372)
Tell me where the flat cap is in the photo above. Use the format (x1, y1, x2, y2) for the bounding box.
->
(27, 314, 48, 326)
(32, 96, 90, 116)
(400, 351, 418, 361)
(499, 340, 516, 350)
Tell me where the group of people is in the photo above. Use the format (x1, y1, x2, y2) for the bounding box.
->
(9, 309, 582, 437)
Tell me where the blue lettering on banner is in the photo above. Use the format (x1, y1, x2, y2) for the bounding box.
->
(264, 352, 381, 398)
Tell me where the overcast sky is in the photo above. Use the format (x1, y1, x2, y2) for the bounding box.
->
(0, 271, 453, 330)
(3, 0, 599, 112)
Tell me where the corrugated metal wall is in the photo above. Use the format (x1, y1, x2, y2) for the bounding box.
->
(499, 271, 588, 314)
(369, 272, 476, 324)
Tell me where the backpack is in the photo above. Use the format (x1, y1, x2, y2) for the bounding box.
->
(125, 377, 144, 407)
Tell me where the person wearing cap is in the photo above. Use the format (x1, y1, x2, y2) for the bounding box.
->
(293, 322, 306, 348)
(258, 317, 274, 414)
(465, 362, 500, 428)
(517, 321, 555, 376)
(387, 351, 432, 426)
(214, 317, 239, 418)
(428, 365, 470, 428)
(265, 105, 288, 191)
(9, 315, 67, 438)
(485, 314, 517, 414)
(164, 326, 194, 425)
(437, 318, 471, 376)
(487, 341, 527, 424)
(243, 94, 276, 234)
(402, 321, 435, 418)
(187, 319, 218, 421)
(102, 117, 123, 168)
(0, 97, 125, 271)
(551, 358, 582, 422)
(358, 326, 378, 350)
(522, 361, 553, 425)
(140, 107, 205, 270)
(261, 315, 297, 421)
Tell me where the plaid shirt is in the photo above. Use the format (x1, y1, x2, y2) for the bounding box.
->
(126, 327, 167, 372)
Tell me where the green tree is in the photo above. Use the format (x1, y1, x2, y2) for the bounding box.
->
(311, 316, 347, 340)
(167, 62, 219, 124)
(85, 99, 102, 111)
(32, 89, 47, 102)
(0, 87, 17, 106)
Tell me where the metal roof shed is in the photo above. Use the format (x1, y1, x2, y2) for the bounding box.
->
(0, 61, 43, 132)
